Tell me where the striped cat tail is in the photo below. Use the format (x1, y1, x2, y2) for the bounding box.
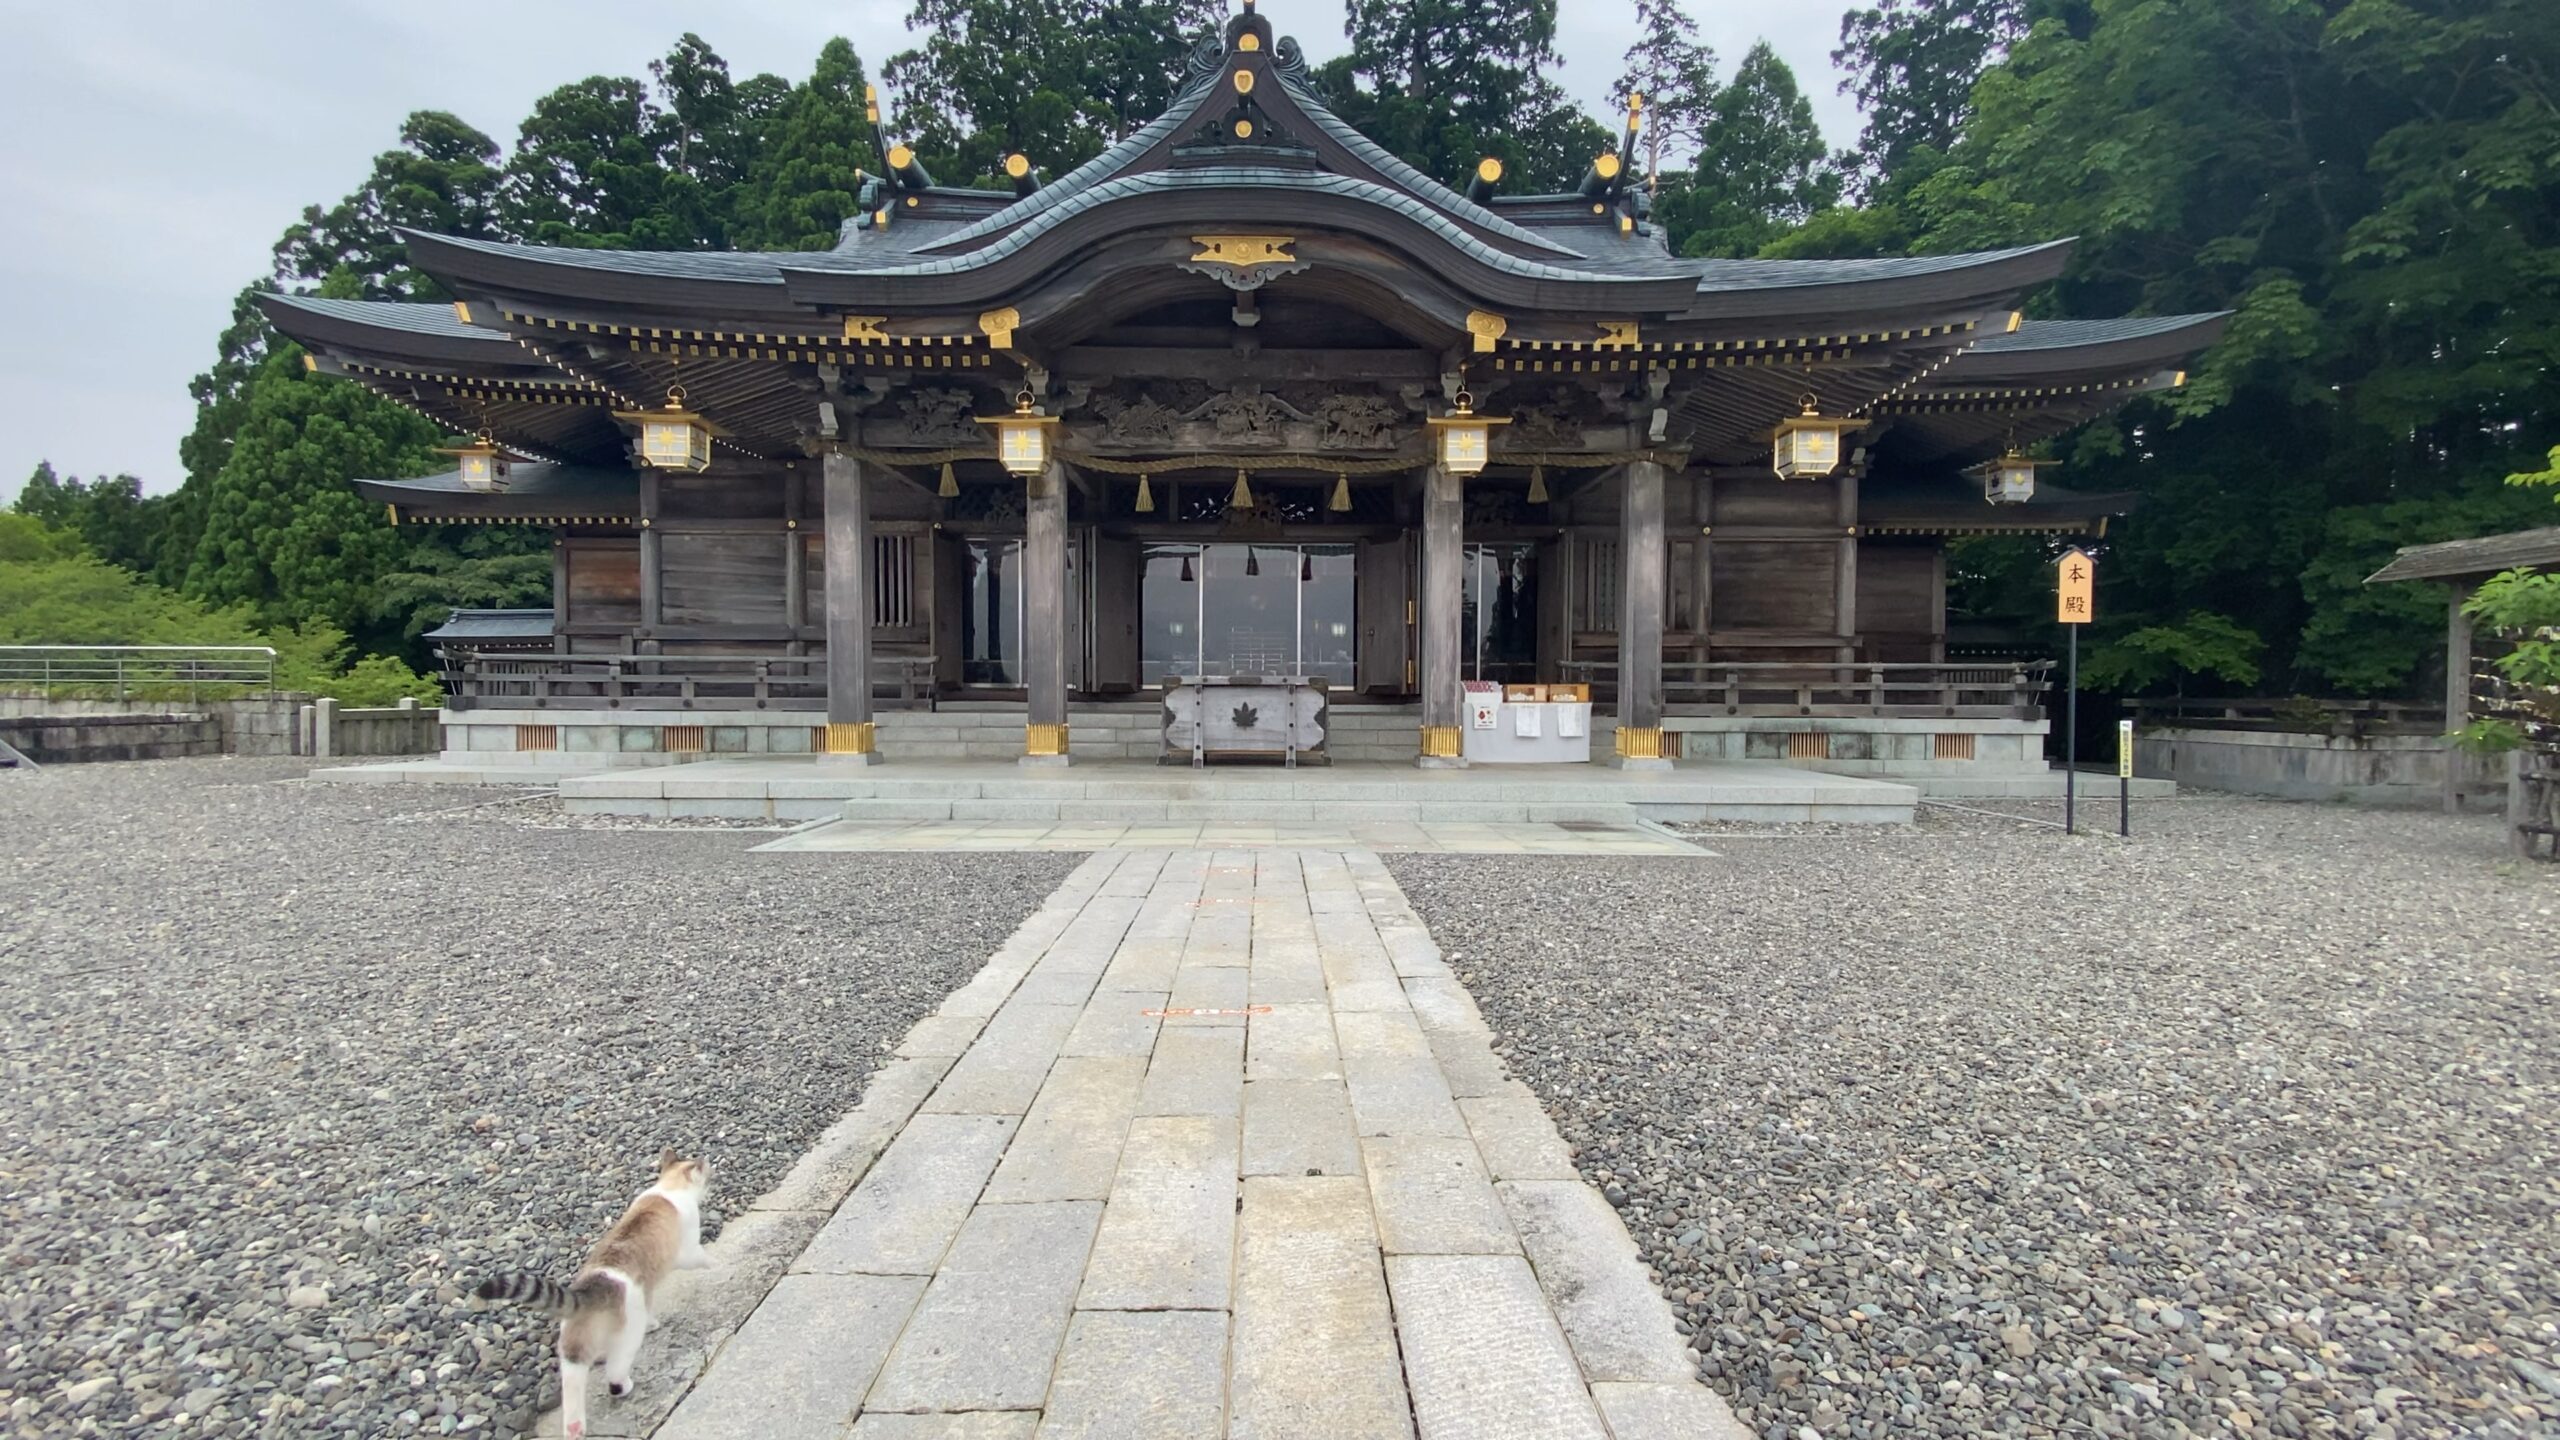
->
(474, 1273, 572, 1312)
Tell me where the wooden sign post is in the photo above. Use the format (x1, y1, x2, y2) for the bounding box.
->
(2117, 717, 2134, 836)
(2057, 548, 2094, 834)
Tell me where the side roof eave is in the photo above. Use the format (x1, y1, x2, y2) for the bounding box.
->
(1669, 241, 2076, 325)
(2366, 525, 2560, 584)
(1939, 312, 2233, 381)
(258, 292, 540, 371)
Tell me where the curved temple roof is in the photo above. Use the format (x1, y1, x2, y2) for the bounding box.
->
(259, 5, 2227, 489)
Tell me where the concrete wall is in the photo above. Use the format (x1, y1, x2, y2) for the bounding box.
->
(2137, 726, 2503, 807)
(0, 712, 223, 763)
(0, 692, 438, 758)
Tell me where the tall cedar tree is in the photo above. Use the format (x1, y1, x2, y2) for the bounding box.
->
(1657, 42, 1839, 258)
(1319, 0, 1610, 193)
(735, 39, 878, 250)
(271, 112, 508, 299)
(1611, 0, 1719, 188)
(1832, 0, 2027, 198)
(885, 1, 1220, 187)
(10, 463, 164, 574)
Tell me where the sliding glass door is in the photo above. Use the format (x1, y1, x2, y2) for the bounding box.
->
(1140, 542, 1357, 686)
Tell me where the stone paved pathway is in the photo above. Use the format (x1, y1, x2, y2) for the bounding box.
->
(543, 850, 1744, 1440)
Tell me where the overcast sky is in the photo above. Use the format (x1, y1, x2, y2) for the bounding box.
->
(0, 2, 1856, 499)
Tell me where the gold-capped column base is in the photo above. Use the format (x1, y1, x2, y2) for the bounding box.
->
(1614, 726, 1668, 760)
(1419, 725, 1463, 759)
(1025, 723, 1071, 757)
(824, 722, 877, 755)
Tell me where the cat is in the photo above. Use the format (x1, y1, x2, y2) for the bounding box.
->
(475, 1148, 711, 1438)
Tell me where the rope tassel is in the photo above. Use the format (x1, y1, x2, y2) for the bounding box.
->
(1230, 468, 1253, 510)
(937, 461, 959, 497)
(1134, 472, 1155, 513)
(1329, 472, 1352, 512)
(1527, 464, 1549, 504)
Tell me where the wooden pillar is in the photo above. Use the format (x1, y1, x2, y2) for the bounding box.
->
(1022, 460, 1072, 764)
(550, 529, 570, 654)
(821, 446, 880, 762)
(1835, 470, 1860, 662)
(636, 471, 662, 654)
(783, 467, 808, 656)
(1417, 463, 1465, 766)
(2445, 583, 2475, 812)
(1614, 459, 1670, 767)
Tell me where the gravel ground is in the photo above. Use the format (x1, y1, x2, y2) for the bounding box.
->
(0, 758, 1083, 1438)
(1390, 796, 2560, 1440)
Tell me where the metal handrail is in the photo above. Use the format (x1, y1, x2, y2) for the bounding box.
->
(0, 645, 278, 702)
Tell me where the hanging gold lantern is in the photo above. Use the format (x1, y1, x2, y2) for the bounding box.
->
(1968, 449, 2051, 505)
(1329, 472, 1352, 512)
(1427, 391, 1509, 475)
(1526, 464, 1549, 504)
(977, 388, 1059, 476)
(1135, 472, 1156, 513)
(441, 431, 510, 492)
(1769, 393, 1852, 480)
(937, 461, 959, 498)
(1230, 468, 1254, 510)
(615, 386, 717, 472)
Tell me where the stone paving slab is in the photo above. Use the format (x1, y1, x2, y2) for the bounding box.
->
(623, 847, 1743, 1439)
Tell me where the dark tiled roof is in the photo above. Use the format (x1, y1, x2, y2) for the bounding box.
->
(1690, 242, 2072, 293)
(1971, 314, 2233, 352)
(915, 74, 1220, 253)
(424, 608, 555, 641)
(784, 169, 1686, 286)
(2367, 526, 2560, 583)
(264, 294, 495, 339)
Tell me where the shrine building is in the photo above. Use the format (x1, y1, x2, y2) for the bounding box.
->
(263, 4, 2225, 780)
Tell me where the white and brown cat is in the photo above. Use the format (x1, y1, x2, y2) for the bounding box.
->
(476, 1149, 710, 1438)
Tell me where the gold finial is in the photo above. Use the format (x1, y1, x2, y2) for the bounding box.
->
(1594, 152, 1622, 180)
(1003, 152, 1030, 179)
(888, 143, 914, 170)
(1476, 156, 1503, 183)
(864, 85, 879, 123)
(1233, 68, 1255, 95)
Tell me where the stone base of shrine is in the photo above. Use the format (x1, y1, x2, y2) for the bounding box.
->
(598, 758, 1919, 825)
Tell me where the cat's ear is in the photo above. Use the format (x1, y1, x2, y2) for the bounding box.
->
(658, 1146, 680, 1172)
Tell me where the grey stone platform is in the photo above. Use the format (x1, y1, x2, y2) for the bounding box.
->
(310, 756, 1918, 825)
(531, 850, 1750, 1440)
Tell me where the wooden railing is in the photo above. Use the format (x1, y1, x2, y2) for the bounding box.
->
(1560, 661, 2052, 718)
(2127, 697, 2447, 736)
(440, 650, 937, 712)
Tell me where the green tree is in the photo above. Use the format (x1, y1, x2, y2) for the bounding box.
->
(1833, 0, 2027, 196)
(11, 464, 165, 575)
(1803, 0, 2559, 699)
(183, 345, 448, 645)
(885, 1, 1219, 187)
(733, 38, 878, 250)
(1319, 0, 1610, 192)
(272, 111, 509, 299)
(1611, 0, 1718, 186)
(1658, 42, 1839, 257)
